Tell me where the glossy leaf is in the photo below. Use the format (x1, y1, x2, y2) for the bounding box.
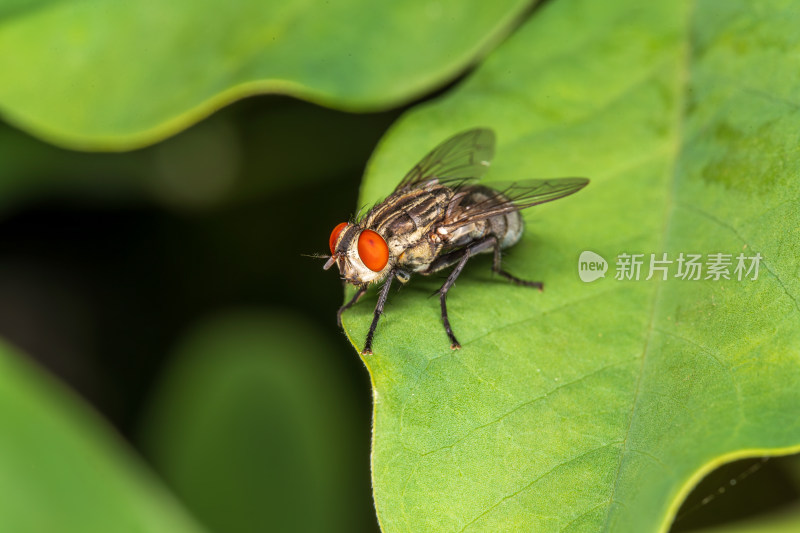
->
(0, 0, 532, 150)
(341, 0, 800, 531)
(0, 342, 205, 533)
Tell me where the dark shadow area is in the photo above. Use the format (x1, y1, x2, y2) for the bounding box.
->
(672, 456, 800, 531)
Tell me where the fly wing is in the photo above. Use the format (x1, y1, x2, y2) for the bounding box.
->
(439, 178, 589, 230)
(394, 128, 495, 193)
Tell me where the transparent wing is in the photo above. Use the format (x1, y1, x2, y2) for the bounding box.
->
(394, 128, 495, 193)
(439, 178, 590, 230)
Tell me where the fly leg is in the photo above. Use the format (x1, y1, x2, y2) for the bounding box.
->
(493, 240, 543, 290)
(362, 272, 395, 356)
(432, 237, 497, 350)
(337, 285, 367, 328)
(439, 252, 469, 350)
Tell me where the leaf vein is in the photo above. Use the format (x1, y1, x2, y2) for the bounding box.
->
(458, 441, 624, 533)
(419, 359, 632, 456)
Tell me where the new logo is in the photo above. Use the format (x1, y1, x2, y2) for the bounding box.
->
(578, 251, 608, 282)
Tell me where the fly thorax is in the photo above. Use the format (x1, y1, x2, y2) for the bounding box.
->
(376, 188, 452, 250)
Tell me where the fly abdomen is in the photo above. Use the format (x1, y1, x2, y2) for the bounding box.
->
(442, 185, 524, 250)
(491, 208, 523, 249)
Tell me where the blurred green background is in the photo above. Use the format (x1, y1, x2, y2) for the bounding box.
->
(0, 95, 403, 533)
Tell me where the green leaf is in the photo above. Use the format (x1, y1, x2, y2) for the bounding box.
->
(0, 342, 205, 533)
(341, 0, 800, 531)
(140, 310, 372, 533)
(0, 0, 532, 150)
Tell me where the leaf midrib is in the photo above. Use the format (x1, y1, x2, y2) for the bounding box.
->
(601, 2, 693, 531)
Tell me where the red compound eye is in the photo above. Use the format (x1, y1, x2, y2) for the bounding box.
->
(357, 229, 389, 272)
(329, 222, 348, 254)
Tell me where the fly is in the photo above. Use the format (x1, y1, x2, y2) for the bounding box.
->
(324, 128, 588, 355)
